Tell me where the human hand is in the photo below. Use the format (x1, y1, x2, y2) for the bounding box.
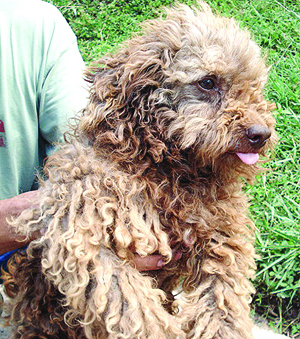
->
(133, 251, 182, 271)
(0, 190, 38, 255)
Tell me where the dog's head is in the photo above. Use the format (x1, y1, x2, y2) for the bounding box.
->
(80, 1, 276, 175)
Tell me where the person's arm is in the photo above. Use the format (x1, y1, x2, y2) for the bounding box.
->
(0, 191, 165, 270)
(0, 191, 179, 271)
(0, 190, 37, 255)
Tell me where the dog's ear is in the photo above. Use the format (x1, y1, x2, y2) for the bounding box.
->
(85, 42, 173, 106)
(80, 39, 178, 164)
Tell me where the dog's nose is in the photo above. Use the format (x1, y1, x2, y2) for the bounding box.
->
(246, 125, 271, 149)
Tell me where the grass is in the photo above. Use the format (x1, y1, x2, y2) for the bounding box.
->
(47, 0, 196, 62)
(46, 0, 300, 336)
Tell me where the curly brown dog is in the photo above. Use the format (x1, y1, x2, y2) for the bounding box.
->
(4, 2, 276, 338)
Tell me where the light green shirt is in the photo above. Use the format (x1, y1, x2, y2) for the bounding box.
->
(0, 0, 87, 199)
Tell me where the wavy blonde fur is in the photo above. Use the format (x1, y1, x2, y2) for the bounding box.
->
(6, 2, 276, 339)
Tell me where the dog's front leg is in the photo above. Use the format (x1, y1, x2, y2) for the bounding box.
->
(176, 237, 255, 339)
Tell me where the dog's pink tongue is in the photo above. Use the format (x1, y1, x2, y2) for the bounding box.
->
(236, 153, 259, 165)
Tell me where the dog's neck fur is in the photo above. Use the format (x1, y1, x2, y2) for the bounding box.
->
(85, 134, 247, 212)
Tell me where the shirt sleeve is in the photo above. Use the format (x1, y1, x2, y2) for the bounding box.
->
(37, 5, 88, 148)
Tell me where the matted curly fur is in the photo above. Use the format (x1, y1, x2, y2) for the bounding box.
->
(5, 2, 276, 338)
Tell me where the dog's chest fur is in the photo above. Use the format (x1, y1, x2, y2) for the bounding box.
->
(47, 141, 249, 272)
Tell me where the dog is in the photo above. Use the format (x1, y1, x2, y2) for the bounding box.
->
(4, 2, 276, 338)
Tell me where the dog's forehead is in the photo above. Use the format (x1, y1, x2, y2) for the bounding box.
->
(174, 44, 262, 81)
(166, 46, 266, 90)
(162, 8, 267, 84)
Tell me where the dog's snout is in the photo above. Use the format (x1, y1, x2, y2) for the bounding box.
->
(246, 125, 271, 148)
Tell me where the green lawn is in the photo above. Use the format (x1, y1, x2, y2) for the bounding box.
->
(47, 0, 300, 335)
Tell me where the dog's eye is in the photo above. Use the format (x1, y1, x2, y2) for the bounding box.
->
(197, 78, 215, 90)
